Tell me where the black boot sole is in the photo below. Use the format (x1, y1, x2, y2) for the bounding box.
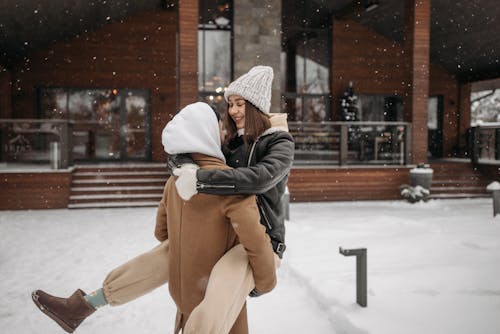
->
(31, 291, 76, 333)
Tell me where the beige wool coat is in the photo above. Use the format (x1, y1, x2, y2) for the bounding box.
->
(155, 153, 277, 333)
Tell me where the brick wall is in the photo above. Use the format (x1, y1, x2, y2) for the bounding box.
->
(332, 18, 461, 159)
(9, 10, 177, 162)
(288, 167, 410, 201)
(0, 171, 72, 209)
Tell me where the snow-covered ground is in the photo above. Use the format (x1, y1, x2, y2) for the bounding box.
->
(1, 198, 500, 334)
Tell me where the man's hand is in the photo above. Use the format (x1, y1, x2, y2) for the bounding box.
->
(173, 163, 199, 201)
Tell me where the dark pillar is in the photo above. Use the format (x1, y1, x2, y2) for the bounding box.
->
(0, 66, 12, 118)
(177, 0, 199, 110)
(458, 83, 471, 158)
(404, 0, 431, 164)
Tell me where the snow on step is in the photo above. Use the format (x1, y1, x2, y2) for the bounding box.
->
(73, 178, 166, 184)
(74, 171, 168, 177)
(68, 201, 160, 209)
(71, 186, 164, 192)
(70, 193, 162, 200)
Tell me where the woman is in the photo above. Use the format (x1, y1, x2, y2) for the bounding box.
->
(32, 66, 294, 333)
(171, 66, 294, 333)
(173, 65, 294, 260)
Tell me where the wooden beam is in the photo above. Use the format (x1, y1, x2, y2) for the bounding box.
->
(404, 0, 431, 164)
(177, 0, 198, 111)
(458, 83, 471, 157)
(0, 66, 12, 118)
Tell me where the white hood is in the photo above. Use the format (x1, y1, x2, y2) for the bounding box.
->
(161, 102, 225, 162)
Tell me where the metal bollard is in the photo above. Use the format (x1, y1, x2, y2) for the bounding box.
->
(339, 247, 367, 307)
(49, 141, 61, 169)
(283, 186, 290, 220)
(486, 182, 500, 217)
(492, 191, 500, 217)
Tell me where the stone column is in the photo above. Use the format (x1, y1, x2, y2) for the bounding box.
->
(233, 0, 282, 113)
(404, 0, 431, 164)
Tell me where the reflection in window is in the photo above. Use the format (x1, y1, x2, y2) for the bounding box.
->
(357, 95, 403, 122)
(38, 88, 150, 161)
(471, 89, 500, 125)
(281, 0, 331, 121)
(198, 0, 233, 114)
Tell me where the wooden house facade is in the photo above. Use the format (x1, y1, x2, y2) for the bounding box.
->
(1, 0, 499, 209)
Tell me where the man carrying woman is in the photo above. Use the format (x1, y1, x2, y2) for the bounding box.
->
(32, 65, 294, 333)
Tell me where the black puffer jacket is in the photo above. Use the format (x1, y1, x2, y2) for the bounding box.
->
(195, 128, 294, 258)
(167, 127, 294, 257)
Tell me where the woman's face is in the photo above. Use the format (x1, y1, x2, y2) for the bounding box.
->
(227, 95, 246, 129)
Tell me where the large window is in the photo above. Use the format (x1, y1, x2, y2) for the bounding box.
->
(198, 0, 233, 113)
(281, 0, 331, 121)
(471, 89, 500, 125)
(38, 88, 151, 161)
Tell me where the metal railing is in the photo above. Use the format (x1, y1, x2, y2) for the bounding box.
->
(0, 119, 73, 168)
(469, 124, 500, 163)
(1, 119, 413, 168)
(289, 121, 412, 166)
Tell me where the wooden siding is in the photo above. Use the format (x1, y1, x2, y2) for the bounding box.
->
(0, 171, 72, 209)
(332, 18, 408, 112)
(476, 164, 500, 181)
(9, 10, 177, 162)
(288, 167, 410, 202)
(332, 3, 463, 161)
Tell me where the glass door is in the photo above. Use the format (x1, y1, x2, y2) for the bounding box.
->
(38, 88, 151, 161)
(122, 89, 151, 159)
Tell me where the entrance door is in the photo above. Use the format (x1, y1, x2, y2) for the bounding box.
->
(428, 96, 443, 158)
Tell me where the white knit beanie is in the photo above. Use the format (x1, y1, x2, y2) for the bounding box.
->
(224, 65, 273, 114)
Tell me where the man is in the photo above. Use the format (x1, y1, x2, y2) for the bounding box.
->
(157, 101, 276, 333)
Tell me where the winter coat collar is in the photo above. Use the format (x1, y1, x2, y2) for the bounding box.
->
(190, 153, 228, 169)
(259, 113, 289, 138)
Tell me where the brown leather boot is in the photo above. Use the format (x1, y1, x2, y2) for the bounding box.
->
(32, 289, 95, 333)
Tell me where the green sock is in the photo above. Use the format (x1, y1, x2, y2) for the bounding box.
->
(84, 288, 108, 309)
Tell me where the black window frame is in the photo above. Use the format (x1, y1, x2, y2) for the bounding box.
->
(198, 0, 234, 109)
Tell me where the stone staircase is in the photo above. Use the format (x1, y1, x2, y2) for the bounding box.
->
(429, 161, 492, 199)
(68, 164, 168, 209)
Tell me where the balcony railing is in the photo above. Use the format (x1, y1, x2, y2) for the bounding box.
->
(289, 121, 412, 166)
(1, 119, 412, 168)
(470, 124, 500, 163)
(0, 119, 73, 168)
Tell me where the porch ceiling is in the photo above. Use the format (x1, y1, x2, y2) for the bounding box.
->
(323, 0, 500, 83)
(1, 0, 499, 83)
(0, 0, 162, 65)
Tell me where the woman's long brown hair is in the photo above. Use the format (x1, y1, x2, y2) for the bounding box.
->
(224, 101, 271, 144)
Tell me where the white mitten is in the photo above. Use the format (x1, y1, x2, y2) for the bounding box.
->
(173, 164, 200, 201)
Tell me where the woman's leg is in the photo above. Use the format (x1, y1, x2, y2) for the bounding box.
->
(32, 241, 170, 333)
(183, 244, 280, 334)
(103, 240, 170, 305)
